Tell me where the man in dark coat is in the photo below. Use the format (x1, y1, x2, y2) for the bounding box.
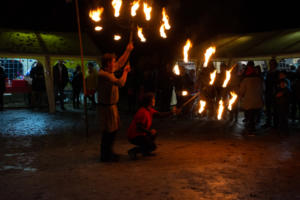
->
(53, 60, 69, 110)
(0, 66, 6, 111)
(263, 58, 279, 128)
(30, 62, 46, 109)
(71, 65, 83, 109)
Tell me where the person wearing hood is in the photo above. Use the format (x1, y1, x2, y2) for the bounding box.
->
(239, 61, 264, 134)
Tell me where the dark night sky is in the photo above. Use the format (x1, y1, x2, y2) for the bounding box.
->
(1, 0, 300, 63)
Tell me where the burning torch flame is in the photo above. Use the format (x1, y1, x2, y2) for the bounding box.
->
(228, 92, 238, 111)
(114, 34, 121, 40)
(203, 46, 216, 67)
(112, 0, 122, 17)
(160, 24, 167, 38)
(89, 7, 104, 22)
(173, 63, 180, 75)
(143, 3, 152, 21)
(162, 8, 171, 30)
(183, 39, 192, 63)
(137, 26, 146, 42)
(217, 100, 224, 120)
(182, 90, 188, 96)
(95, 26, 103, 31)
(198, 100, 206, 114)
(131, 0, 140, 16)
(209, 70, 217, 85)
(222, 68, 233, 88)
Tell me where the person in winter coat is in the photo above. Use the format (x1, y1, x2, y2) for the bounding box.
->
(53, 60, 69, 110)
(239, 61, 264, 134)
(71, 65, 83, 109)
(30, 62, 46, 109)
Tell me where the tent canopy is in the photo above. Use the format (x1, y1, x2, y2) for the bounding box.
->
(0, 29, 101, 62)
(194, 28, 300, 61)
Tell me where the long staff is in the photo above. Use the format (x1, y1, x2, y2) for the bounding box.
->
(75, 0, 89, 137)
(180, 92, 200, 109)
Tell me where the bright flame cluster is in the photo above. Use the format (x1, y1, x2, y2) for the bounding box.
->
(131, 0, 140, 16)
(198, 100, 206, 114)
(183, 39, 192, 63)
(95, 26, 103, 31)
(182, 90, 188, 96)
(162, 8, 171, 30)
(160, 7, 171, 39)
(137, 26, 146, 42)
(222, 68, 233, 88)
(114, 34, 121, 41)
(143, 3, 152, 21)
(228, 92, 238, 111)
(217, 100, 224, 120)
(173, 63, 180, 75)
(89, 7, 104, 22)
(112, 0, 122, 17)
(209, 70, 217, 85)
(204, 46, 216, 67)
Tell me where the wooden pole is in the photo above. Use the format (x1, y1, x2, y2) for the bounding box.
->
(180, 92, 200, 109)
(75, 0, 89, 137)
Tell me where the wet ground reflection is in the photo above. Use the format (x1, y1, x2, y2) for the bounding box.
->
(0, 109, 86, 136)
(0, 109, 300, 199)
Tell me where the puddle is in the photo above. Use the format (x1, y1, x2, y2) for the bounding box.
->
(1, 165, 37, 172)
(4, 153, 25, 157)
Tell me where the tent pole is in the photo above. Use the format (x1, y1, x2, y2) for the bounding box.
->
(75, 0, 89, 138)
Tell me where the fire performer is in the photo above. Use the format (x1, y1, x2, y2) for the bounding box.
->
(97, 41, 134, 162)
(127, 93, 179, 160)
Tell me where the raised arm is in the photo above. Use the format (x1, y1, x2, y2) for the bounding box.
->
(115, 42, 134, 71)
(99, 63, 131, 87)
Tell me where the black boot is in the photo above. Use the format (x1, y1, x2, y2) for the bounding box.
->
(128, 147, 140, 160)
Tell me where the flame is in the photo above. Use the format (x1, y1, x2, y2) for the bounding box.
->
(217, 100, 224, 120)
(112, 0, 122, 17)
(203, 46, 216, 67)
(162, 8, 171, 30)
(89, 7, 104, 22)
(160, 24, 167, 38)
(222, 68, 233, 88)
(114, 34, 121, 40)
(228, 92, 238, 111)
(198, 100, 206, 114)
(137, 26, 146, 42)
(173, 63, 180, 75)
(143, 3, 152, 21)
(209, 70, 217, 85)
(182, 90, 188, 96)
(183, 39, 192, 63)
(95, 26, 103, 31)
(131, 0, 140, 16)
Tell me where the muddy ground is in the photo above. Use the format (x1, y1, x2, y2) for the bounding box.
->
(1, 108, 300, 200)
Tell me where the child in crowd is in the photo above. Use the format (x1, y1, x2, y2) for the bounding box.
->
(127, 92, 179, 160)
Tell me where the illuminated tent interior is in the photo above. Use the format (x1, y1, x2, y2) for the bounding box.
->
(0, 29, 101, 113)
(195, 28, 300, 63)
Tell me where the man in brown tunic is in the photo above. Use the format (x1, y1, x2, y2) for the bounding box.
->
(98, 42, 134, 162)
